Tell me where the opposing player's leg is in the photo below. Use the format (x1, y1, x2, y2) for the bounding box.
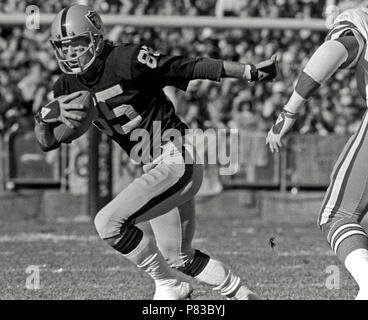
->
(318, 112, 368, 299)
(150, 198, 261, 300)
(94, 140, 201, 299)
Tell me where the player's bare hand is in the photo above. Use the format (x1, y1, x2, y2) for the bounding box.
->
(40, 92, 86, 129)
(58, 92, 86, 129)
(265, 109, 297, 153)
(266, 129, 284, 153)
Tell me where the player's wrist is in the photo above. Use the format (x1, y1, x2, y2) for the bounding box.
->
(271, 108, 297, 136)
(243, 64, 257, 81)
(282, 107, 299, 119)
(34, 111, 48, 125)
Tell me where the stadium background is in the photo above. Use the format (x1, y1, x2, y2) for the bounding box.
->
(0, 0, 366, 299)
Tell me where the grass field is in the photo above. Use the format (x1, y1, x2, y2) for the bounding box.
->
(0, 200, 362, 300)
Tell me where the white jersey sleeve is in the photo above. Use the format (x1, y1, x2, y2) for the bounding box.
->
(325, 8, 367, 68)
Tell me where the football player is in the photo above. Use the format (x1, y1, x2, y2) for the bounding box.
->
(35, 4, 278, 300)
(266, 2, 368, 300)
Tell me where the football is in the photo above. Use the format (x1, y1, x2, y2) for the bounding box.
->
(42, 90, 96, 143)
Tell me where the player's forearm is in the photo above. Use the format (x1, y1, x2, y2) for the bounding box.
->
(221, 61, 250, 79)
(189, 58, 247, 82)
(34, 116, 60, 152)
(191, 59, 249, 80)
(285, 40, 349, 114)
(191, 57, 276, 82)
(192, 59, 268, 81)
(222, 55, 278, 81)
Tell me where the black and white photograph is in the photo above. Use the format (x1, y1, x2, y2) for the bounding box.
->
(0, 0, 368, 311)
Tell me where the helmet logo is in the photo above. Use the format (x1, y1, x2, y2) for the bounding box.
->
(85, 11, 102, 30)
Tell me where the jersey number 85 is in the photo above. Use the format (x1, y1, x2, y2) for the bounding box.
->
(92, 85, 141, 136)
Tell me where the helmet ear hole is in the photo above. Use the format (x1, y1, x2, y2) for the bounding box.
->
(95, 35, 104, 54)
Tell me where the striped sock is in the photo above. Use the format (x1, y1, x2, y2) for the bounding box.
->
(195, 259, 260, 300)
(212, 270, 259, 300)
(326, 219, 368, 262)
(324, 219, 368, 297)
(124, 234, 178, 286)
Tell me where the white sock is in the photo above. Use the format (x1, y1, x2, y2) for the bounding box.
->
(195, 258, 258, 300)
(124, 235, 177, 286)
(345, 248, 368, 294)
(355, 290, 368, 300)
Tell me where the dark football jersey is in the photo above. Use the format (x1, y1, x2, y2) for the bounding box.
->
(53, 41, 198, 156)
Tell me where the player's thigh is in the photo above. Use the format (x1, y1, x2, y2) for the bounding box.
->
(319, 113, 368, 226)
(95, 161, 202, 239)
(132, 162, 203, 224)
(95, 160, 184, 236)
(150, 199, 196, 267)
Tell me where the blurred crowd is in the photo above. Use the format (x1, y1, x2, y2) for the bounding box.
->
(0, 0, 365, 137)
(0, 0, 326, 16)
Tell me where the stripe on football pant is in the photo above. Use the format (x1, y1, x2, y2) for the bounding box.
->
(126, 163, 193, 225)
(318, 134, 357, 227)
(328, 114, 368, 220)
(318, 112, 368, 226)
(319, 111, 368, 226)
(125, 145, 194, 225)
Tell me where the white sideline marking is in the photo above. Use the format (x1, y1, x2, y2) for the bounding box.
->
(0, 233, 99, 242)
(55, 215, 91, 223)
(222, 250, 334, 256)
(50, 267, 132, 273)
(0, 266, 132, 273)
(105, 266, 134, 272)
(0, 251, 13, 255)
(277, 250, 334, 257)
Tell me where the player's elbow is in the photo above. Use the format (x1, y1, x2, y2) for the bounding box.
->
(38, 141, 60, 152)
(34, 123, 60, 152)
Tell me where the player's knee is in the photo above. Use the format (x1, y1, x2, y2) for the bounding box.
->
(93, 207, 111, 239)
(94, 205, 142, 254)
(319, 221, 331, 240)
(317, 204, 343, 233)
(95, 210, 143, 254)
(94, 210, 105, 238)
(94, 203, 132, 240)
(93, 207, 120, 240)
